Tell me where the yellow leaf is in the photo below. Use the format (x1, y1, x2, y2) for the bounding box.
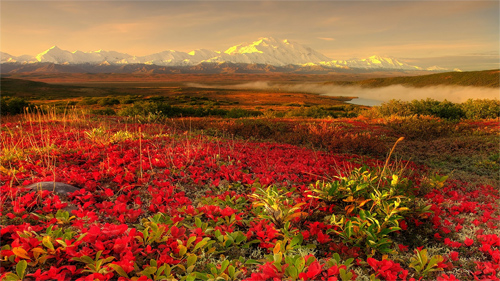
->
(293, 202, 306, 208)
(13, 247, 31, 260)
(284, 212, 308, 222)
(358, 199, 372, 208)
(345, 205, 355, 215)
(343, 196, 355, 203)
(273, 242, 281, 254)
(0, 166, 10, 175)
(31, 248, 46, 254)
(42, 236, 55, 250)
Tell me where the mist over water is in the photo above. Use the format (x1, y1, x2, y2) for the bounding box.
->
(187, 82, 500, 106)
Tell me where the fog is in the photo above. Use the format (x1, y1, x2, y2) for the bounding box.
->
(186, 82, 500, 106)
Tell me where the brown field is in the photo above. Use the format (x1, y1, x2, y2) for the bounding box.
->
(4, 73, 397, 112)
(4, 72, 405, 83)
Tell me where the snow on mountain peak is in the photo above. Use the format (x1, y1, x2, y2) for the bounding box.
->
(220, 37, 332, 66)
(5, 38, 447, 71)
(49, 45, 62, 51)
(324, 55, 423, 70)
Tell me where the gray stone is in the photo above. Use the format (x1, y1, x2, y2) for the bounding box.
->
(24, 182, 81, 196)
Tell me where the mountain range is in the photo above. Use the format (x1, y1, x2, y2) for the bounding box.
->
(1, 37, 455, 73)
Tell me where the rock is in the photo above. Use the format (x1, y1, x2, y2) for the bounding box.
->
(24, 182, 80, 196)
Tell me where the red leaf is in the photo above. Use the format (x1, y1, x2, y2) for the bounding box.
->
(464, 238, 474, 247)
(307, 261, 322, 278)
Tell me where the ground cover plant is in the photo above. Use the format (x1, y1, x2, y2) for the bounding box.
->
(1, 105, 499, 280)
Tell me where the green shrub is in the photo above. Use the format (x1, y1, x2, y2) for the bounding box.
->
(0, 97, 32, 115)
(386, 116, 460, 140)
(409, 99, 465, 120)
(119, 95, 136, 104)
(377, 98, 498, 120)
(461, 99, 500, 119)
(310, 164, 425, 254)
(91, 107, 116, 116)
(377, 100, 413, 117)
(117, 101, 151, 117)
(279, 105, 358, 119)
(118, 101, 262, 119)
(98, 97, 120, 106)
(225, 108, 262, 118)
(78, 97, 98, 105)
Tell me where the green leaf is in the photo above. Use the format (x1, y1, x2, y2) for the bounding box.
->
(193, 237, 210, 252)
(187, 254, 197, 268)
(220, 259, 230, 273)
(243, 239, 260, 248)
(141, 266, 157, 277)
(332, 253, 341, 263)
(95, 250, 103, 260)
(186, 236, 197, 248)
(80, 255, 95, 264)
(426, 255, 444, 272)
(215, 230, 223, 242)
(345, 258, 354, 268)
(224, 237, 234, 248)
(295, 257, 305, 272)
(186, 273, 197, 281)
(109, 264, 130, 278)
(178, 245, 187, 257)
(2, 273, 21, 281)
(195, 272, 210, 280)
(340, 268, 353, 281)
(164, 264, 172, 276)
(195, 217, 202, 228)
(16, 260, 27, 280)
(102, 256, 115, 264)
(234, 232, 247, 244)
(306, 255, 315, 266)
(286, 265, 298, 278)
(156, 264, 167, 278)
(290, 233, 303, 247)
(419, 249, 429, 267)
(228, 265, 236, 278)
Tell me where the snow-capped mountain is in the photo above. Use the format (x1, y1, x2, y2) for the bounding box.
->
(35, 46, 133, 64)
(2, 37, 449, 71)
(1, 51, 36, 63)
(205, 37, 332, 66)
(136, 49, 221, 66)
(321, 55, 422, 71)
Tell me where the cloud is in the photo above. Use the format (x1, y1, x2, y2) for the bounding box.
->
(1, 0, 497, 70)
(318, 37, 335, 41)
(186, 82, 500, 104)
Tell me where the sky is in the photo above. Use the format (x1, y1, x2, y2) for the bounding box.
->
(1, 0, 499, 70)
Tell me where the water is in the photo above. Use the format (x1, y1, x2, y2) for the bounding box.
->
(346, 98, 383, 107)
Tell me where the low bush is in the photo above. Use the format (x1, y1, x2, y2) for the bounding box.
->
(0, 97, 32, 115)
(375, 98, 499, 120)
(90, 107, 116, 116)
(384, 116, 460, 140)
(117, 101, 262, 119)
(97, 97, 120, 106)
(461, 99, 500, 119)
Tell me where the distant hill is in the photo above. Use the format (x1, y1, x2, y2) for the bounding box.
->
(0, 77, 108, 98)
(0, 61, 436, 75)
(328, 69, 500, 88)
